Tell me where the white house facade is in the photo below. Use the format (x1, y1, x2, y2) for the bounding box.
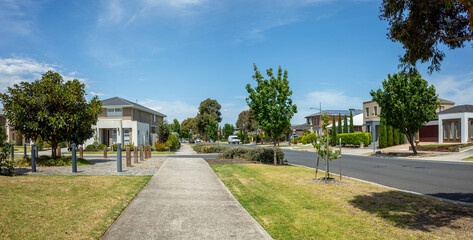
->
(438, 105, 473, 144)
(84, 97, 166, 147)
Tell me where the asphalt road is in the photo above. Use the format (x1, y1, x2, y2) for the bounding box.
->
(221, 144, 473, 203)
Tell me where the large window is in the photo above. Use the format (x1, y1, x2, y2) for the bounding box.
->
(470, 120, 473, 139)
(124, 129, 130, 145)
(366, 107, 370, 117)
(450, 122, 454, 139)
(112, 129, 117, 143)
(444, 124, 449, 139)
(107, 108, 123, 117)
(374, 106, 378, 116)
(456, 122, 461, 139)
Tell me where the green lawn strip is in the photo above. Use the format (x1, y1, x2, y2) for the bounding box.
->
(0, 175, 151, 239)
(292, 146, 313, 150)
(420, 144, 457, 147)
(212, 164, 473, 240)
(60, 151, 175, 155)
(462, 156, 473, 161)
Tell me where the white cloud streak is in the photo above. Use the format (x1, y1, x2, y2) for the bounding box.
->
(430, 73, 473, 105)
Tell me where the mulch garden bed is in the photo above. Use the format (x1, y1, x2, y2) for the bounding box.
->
(204, 158, 258, 165)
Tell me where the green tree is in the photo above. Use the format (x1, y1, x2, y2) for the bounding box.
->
(246, 64, 297, 165)
(170, 118, 181, 135)
(331, 115, 337, 146)
(0, 125, 13, 176)
(195, 98, 222, 141)
(393, 128, 400, 145)
(236, 109, 258, 133)
(399, 132, 406, 144)
(166, 134, 179, 151)
(380, 0, 473, 73)
(349, 111, 354, 133)
(312, 113, 341, 180)
(158, 121, 170, 143)
(337, 114, 342, 135)
(343, 115, 348, 134)
(205, 118, 219, 141)
(180, 118, 195, 139)
(222, 123, 235, 140)
(0, 71, 102, 158)
(379, 118, 388, 148)
(371, 72, 439, 154)
(237, 130, 246, 144)
(387, 125, 394, 147)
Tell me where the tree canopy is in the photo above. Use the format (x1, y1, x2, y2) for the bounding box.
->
(0, 71, 102, 158)
(380, 0, 473, 73)
(246, 64, 297, 165)
(180, 118, 195, 139)
(169, 118, 181, 135)
(222, 123, 235, 139)
(370, 71, 439, 154)
(195, 98, 222, 141)
(236, 109, 258, 133)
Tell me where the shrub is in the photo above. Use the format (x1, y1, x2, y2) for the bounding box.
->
(387, 125, 393, 147)
(155, 141, 166, 151)
(97, 144, 106, 150)
(218, 147, 251, 159)
(338, 132, 372, 147)
(192, 143, 230, 153)
(86, 144, 96, 150)
(167, 135, 179, 151)
(393, 128, 400, 145)
(245, 147, 285, 164)
(59, 141, 68, 148)
(379, 118, 387, 148)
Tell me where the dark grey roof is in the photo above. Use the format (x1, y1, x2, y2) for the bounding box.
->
(102, 97, 166, 117)
(291, 123, 311, 130)
(438, 98, 455, 104)
(305, 109, 362, 118)
(438, 105, 473, 114)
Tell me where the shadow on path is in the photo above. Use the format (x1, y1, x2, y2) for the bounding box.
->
(349, 190, 473, 232)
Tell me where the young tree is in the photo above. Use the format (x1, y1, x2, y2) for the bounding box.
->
(337, 114, 342, 135)
(246, 64, 297, 165)
(158, 121, 170, 143)
(236, 109, 258, 133)
(349, 111, 354, 133)
(331, 115, 337, 146)
(205, 118, 218, 141)
(0, 71, 102, 158)
(379, 118, 388, 148)
(387, 125, 394, 147)
(313, 113, 341, 180)
(343, 115, 348, 134)
(222, 123, 235, 140)
(371, 72, 439, 154)
(380, 0, 473, 73)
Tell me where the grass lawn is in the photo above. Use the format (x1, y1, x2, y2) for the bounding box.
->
(420, 143, 457, 147)
(0, 175, 151, 239)
(212, 164, 473, 240)
(462, 156, 473, 161)
(292, 146, 313, 150)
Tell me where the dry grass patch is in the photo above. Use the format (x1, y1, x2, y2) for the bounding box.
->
(0, 175, 150, 239)
(212, 164, 473, 239)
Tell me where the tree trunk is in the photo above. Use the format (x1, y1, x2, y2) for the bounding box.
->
(458, 0, 473, 33)
(51, 141, 57, 158)
(273, 141, 277, 165)
(315, 155, 320, 179)
(407, 134, 417, 155)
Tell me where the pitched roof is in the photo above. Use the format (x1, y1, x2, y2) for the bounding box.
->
(102, 97, 166, 117)
(438, 98, 455, 104)
(438, 105, 473, 114)
(305, 109, 362, 118)
(291, 123, 311, 131)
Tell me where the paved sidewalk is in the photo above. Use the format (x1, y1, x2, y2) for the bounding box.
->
(175, 143, 197, 155)
(102, 157, 272, 240)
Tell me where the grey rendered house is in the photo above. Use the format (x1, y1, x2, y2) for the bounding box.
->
(84, 97, 166, 147)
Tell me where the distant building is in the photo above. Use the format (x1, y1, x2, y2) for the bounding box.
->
(305, 109, 362, 135)
(327, 113, 363, 133)
(85, 97, 166, 147)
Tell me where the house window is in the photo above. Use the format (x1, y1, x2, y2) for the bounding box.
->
(444, 124, 449, 139)
(450, 122, 455, 139)
(374, 106, 378, 116)
(316, 117, 319, 126)
(470, 121, 473, 138)
(107, 108, 123, 117)
(154, 115, 157, 122)
(456, 122, 461, 139)
(124, 129, 130, 145)
(439, 106, 444, 112)
(366, 107, 370, 117)
(112, 129, 117, 143)
(366, 125, 371, 133)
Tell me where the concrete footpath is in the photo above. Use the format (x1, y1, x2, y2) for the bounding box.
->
(102, 157, 272, 240)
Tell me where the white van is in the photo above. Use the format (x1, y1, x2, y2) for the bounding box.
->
(228, 135, 240, 144)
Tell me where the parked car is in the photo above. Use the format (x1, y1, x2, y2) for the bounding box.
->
(228, 135, 240, 144)
(189, 139, 195, 144)
(196, 138, 202, 143)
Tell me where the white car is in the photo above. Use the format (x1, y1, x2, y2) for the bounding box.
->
(228, 135, 240, 144)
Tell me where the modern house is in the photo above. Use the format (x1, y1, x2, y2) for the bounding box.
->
(363, 98, 455, 143)
(84, 97, 166, 147)
(305, 109, 362, 135)
(438, 105, 473, 143)
(327, 113, 364, 133)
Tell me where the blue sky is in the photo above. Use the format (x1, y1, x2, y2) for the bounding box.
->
(1, 0, 472, 125)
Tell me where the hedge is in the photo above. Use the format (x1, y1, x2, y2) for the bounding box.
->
(192, 143, 230, 153)
(218, 147, 251, 159)
(217, 146, 285, 164)
(337, 132, 371, 147)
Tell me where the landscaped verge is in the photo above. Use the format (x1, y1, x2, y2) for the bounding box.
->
(0, 175, 151, 239)
(212, 164, 473, 239)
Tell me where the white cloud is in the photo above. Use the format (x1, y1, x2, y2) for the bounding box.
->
(430, 73, 473, 105)
(0, 57, 87, 90)
(90, 91, 105, 96)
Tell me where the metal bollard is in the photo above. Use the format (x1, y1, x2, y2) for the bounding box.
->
(71, 143, 77, 173)
(134, 146, 138, 163)
(104, 146, 107, 158)
(31, 144, 36, 172)
(79, 146, 83, 159)
(11, 144, 14, 161)
(24, 143, 27, 157)
(117, 143, 122, 172)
